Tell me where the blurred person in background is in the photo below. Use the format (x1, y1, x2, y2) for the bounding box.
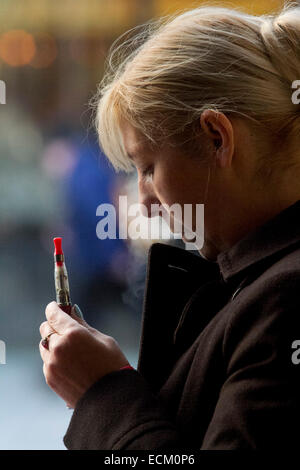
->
(39, 4, 300, 449)
(64, 134, 130, 323)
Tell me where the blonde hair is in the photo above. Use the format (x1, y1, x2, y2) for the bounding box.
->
(94, 2, 300, 174)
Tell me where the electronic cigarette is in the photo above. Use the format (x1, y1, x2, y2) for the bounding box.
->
(53, 237, 72, 315)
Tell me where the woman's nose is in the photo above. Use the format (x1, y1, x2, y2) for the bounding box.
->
(138, 181, 161, 218)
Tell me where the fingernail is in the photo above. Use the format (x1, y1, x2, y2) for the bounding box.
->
(73, 304, 84, 320)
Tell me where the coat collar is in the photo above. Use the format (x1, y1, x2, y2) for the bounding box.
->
(137, 242, 220, 391)
(138, 200, 300, 390)
(147, 199, 300, 284)
(217, 199, 300, 282)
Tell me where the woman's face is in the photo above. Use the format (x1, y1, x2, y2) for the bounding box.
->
(121, 119, 212, 247)
(120, 112, 266, 260)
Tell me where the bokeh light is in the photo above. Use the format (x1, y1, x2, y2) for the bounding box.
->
(0, 29, 36, 66)
(30, 32, 57, 69)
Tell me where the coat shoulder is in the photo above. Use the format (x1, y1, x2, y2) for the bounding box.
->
(221, 244, 300, 368)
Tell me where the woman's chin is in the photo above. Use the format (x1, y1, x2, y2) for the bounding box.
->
(199, 239, 220, 261)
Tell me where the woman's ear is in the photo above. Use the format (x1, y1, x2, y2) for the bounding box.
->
(200, 110, 234, 168)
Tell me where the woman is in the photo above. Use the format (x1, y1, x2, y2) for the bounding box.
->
(39, 4, 300, 449)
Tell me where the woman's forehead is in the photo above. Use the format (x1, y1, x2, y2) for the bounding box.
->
(120, 120, 150, 161)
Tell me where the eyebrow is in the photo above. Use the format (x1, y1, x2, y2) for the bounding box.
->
(126, 142, 149, 161)
(127, 149, 144, 161)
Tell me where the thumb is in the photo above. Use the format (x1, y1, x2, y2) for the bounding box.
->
(45, 301, 77, 334)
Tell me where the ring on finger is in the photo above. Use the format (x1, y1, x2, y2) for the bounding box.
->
(41, 332, 55, 350)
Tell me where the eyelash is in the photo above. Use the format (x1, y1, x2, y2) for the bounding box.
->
(141, 165, 154, 179)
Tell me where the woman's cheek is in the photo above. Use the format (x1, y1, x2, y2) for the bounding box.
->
(155, 175, 179, 207)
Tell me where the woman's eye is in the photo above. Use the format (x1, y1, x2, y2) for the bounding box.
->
(141, 165, 154, 180)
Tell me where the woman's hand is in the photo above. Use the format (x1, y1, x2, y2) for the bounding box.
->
(39, 301, 130, 409)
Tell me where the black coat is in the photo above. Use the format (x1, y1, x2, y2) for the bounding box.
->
(64, 200, 300, 449)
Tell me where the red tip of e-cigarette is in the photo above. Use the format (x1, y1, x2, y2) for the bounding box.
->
(53, 237, 63, 255)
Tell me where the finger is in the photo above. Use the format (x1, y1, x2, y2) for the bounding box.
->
(39, 337, 50, 361)
(69, 305, 91, 329)
(45, 301, 77, 334)
(73, 304, 85, 320)
(45, 331, 60, 351)
(70, 305, 86, 325)
(39, 330, 59, 357)
(39, 321, 56, 338)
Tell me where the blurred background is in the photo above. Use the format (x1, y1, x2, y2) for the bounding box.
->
(0, 0, 286, 450)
